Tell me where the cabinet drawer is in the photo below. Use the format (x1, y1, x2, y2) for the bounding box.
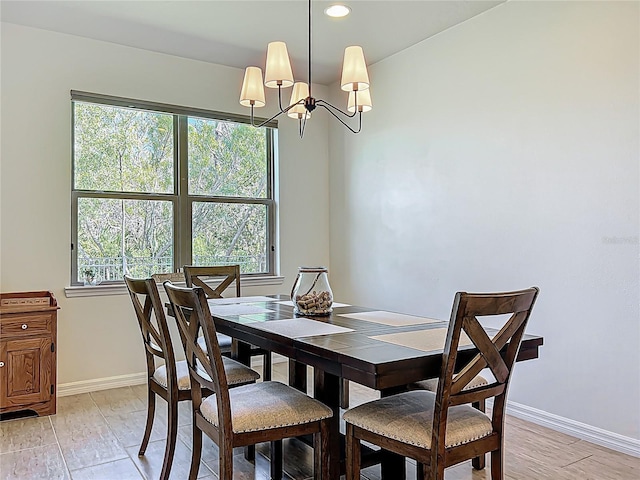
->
(0, 314, 51, 337)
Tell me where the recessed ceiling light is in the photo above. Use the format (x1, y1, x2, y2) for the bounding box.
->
(325, 4, 351, 18)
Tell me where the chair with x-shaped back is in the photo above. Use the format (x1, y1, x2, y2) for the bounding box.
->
(183, 264, 272, 380)
(124, 275, 260, 480)
(344, 287, 539, 480)
(164, 282, 333, 480)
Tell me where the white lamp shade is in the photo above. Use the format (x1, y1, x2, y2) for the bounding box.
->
(288, 82, 311, 119)
(264, 41, 294, 88)
(340, 46, 370, 92)
(239, 67, 266, 107)
(347, 88, 372, 113)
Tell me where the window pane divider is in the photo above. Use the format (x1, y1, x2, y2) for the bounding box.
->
(74, 191, 177, 201)
(189, 196, 273, 205)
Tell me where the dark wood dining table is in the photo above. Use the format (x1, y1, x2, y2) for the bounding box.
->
(191, 294, 544, 480)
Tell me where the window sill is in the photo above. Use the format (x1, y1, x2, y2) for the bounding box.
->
(64, 275, 285, 298)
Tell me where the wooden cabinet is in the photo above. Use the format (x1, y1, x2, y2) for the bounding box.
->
(0, 291, 58, 416)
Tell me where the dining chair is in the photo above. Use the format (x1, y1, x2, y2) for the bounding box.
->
(343, 287, 539, 480)
(183, 264, 272, 380)
(164, 282, 333, 480)
(124, 275, 260, 480)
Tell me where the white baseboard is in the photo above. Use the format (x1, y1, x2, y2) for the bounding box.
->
(59, 356, 290, 397)
(58, 372, 147, 397)
(504, 400, 640, 458)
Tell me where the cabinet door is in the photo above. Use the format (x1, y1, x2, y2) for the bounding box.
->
(0, 337, 52, 409)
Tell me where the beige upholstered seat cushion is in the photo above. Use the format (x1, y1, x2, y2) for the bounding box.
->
(200, 381, 333, 433)
(197, 334, 232, 351)
(343, 390, 492, 449)
(411, 374, 488, 392)
(221, 356, 260, 385)
(153, 360, 192, 390)
(153, 357, 259, 390)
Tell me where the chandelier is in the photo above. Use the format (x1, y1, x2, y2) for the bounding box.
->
(239, 0, 372, 138)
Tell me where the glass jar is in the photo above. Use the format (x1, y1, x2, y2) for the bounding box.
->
(290, 266, 333, 316)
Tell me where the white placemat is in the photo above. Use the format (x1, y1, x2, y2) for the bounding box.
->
(207, 296, 279, 306)
(338, 311, 440, 326)
(276, 300, 351, 308)
(249, 318, 354, 338)
(208, 304, 274, 316)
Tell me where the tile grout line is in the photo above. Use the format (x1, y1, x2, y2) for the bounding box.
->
(48, 415, 72, 479)
(0, 442, 53, 455)
(123, 387, 156, 480)
(561, 453, 594, 469)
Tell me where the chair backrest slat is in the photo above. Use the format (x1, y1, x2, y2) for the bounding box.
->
(462, 315, 510, 383)
(151, 272, 185, 284)
(183, 265, 241, 299)
(124, 275, 178, 387)
(431, 287, 539, 466)
(137, 296, 166, 358)
(449, 384, 505, 407)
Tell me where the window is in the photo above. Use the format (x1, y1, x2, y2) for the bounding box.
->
(71, 91, 276, 285)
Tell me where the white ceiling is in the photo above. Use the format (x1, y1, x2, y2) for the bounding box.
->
(1, 0, 505, 85)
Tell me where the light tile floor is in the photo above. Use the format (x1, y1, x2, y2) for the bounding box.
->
(0, 362, 638, 479)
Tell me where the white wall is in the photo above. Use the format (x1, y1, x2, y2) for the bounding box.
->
(2, 0, 638, 447)
(329, 1, 639, 440)
(0, 23, 331, 384)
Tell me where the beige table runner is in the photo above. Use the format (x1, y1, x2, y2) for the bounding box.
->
(339, 311, 440, 327)
(371, 328, 473, 352)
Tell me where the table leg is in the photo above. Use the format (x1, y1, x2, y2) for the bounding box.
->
(313, 368, 341, 480)
(381, 451, 406, 479)
(231, 339, 252, 366)
(340, 378, 350, 409)
(270, 439, 283, 480)
(379, 387, 408, 480)
(234, 340, 254, 462)
(289, 359, 308, 393)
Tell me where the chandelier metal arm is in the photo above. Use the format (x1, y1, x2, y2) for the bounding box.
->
(277, 84, 287, 112)
(316, 98, 358, 118)
(298, 114, 309, 138)
(318, 103, 363, 134)
(249, 96, 305, 129)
